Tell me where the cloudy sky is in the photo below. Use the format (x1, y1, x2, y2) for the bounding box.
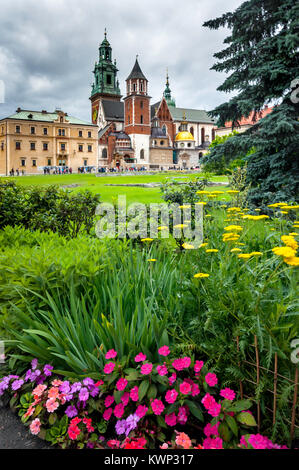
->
(0, 0, 243, 122)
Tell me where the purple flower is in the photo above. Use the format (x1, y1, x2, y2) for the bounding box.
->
(11, 379, 24, 391)
(70, 382, 82, 394)
(115, 419, 127, 435)
(35, 375, 46, 385)
(59, 381, 70, 394)
(43, 365, 53, 377)
(125, 413, 140, 435)
(65, 405, 78, 418)
(90, 387, 99, 398)
(31, 359, 38, 370)
(79, 387, 89, 402)
(83, 378, 94, 388)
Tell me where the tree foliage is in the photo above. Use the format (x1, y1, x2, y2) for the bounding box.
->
(203, 0, 299, 206)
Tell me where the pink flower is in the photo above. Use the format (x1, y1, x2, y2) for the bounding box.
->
(32, 384, 47, 397)
(103, 408, 113, 421)
(46, 398, 59, 413)
(204, 421, 220, 437)
(158, 346, 170, 356)
(160, 443, 169, 449)
(169, 372, 177, 385)
(220, 387, 235, 401)
(165, 412, 177, 426)
(140, 363, 153, 375)
(194, 360, 204, 373)
(156, 364, 168, 376)
(151, 399, 165, 415)
(180, 381, 192, 395)
(135, 352, 147, 362)
(172, 356, 191, 371)
(191, 383, 200, 396)
(30, 418, 41, 435)
(201, 393, 216, 410)
(203, 437, 223, 449)
(165, 389, 178, 404)
(24, 405, 35, 418)
(205, 372, 218, 387)
(177, 406, 189, 425)
(105, 349, 117, 359)
(103, 362, 115, 374)
(130, 386, 139, 402)
(116, 378, 128, 391)
(175, 432, 191, 449)
(208, 402, 222, 418)
(104, 395, 115, 408)
(136, 405, 148, 418)
(121, 392, 130, 406)
(114, 403, 125, 418)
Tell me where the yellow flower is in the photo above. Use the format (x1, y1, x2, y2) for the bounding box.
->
(231, 248, 242, 252)
(205, 249, 219, 253)
(211, 190, 224, 194)
(227, 207, 241, 212)
(255, 209, 261, 212)
(237, 243, 245, 246)
(194, 273, 210, 278)
(205, 215, 212, 217)
(272, 246, 296, 258)
(289, 232, 298, 236)
(147, 259, 157, 262)
(227, 190, 240, 194)
(281, 235, 298, 251)
(250, 252, 263, 256)
(174, 224, 188, 229)
(224, 225, 243, 232)
(280, 211, 288, 214)
(238, 254, 253, 259)
(179, 205, 191, 209)
(196, 190, 209, 195)
(182, 243, 195, 250)
(283, 256, 299, 266)
(158, 226, 168, 231)
(242, 214, 269, 220)
(195, 202, 207, 205)
(141, 238, 153, 242)
(199, 243, 208, 248)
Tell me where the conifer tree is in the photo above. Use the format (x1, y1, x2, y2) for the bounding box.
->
(203, 0, 299, 206)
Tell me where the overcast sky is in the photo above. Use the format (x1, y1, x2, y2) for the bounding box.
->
(0, 0, 243, 122)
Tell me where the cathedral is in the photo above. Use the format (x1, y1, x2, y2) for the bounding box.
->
(90, 32, 216, 170)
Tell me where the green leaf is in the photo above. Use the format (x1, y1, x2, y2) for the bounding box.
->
(147, 384, 157, 400)
(236, 412, 257, 427)
(184, 400, 204, 422)
(138, 380, 150, 401)
(225, 414, 238, 437)
(218, 422, 231, 442)
(226, 399, 252, 413)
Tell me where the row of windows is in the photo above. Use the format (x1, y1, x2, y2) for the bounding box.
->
(17, 158, 89, 167)
(14, 126, 92, 138)
(127, 115, 144, 125)
(15, 142, 93, 152)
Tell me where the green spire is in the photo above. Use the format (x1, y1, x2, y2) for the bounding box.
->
(91, 30, 121, 98)
(163, 69, 176, 107)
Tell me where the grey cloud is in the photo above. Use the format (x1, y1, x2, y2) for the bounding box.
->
(0, 0, 243, 121)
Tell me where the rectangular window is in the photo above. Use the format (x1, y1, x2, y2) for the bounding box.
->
(88, 145, 92, 152)
(106, 74, 112, 85)
(79, 130, 83, 137)
(88, 131, 91, 138)
(21, 159, 26, 167)
(140, 101, 143, 109)
(84, 160, 87, 166)
(58, 129, 65, 136)
(47, 159, 52, 166)
(32, 160, 36, 167)
(61, 143, 66, 151)
(43, 143, 48, 151)
(31, 127, 35, 134)
(78, 144, 83, 152)
(43, 128, 48, 135)
(16, 141, 21, 150)
(140, 115, 143, 124)
(16, 125, 20, 133)
(30, 142, 36, 150)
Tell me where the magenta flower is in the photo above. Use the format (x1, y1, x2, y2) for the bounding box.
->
(103, 362, 115, 374)
(104, 395, 115, 408)
(135, 352, 146, 362)
(103, 408, 113, 421)
(177, 406, 189, 425)
(165, 389, 178, 404)
(65, 405, 78, 418)
(140, 363, 153, 375)
(116, 378, 128, 391)
(220, 387, 235, 401)
(114, 403, 125, 418)
(191, 383, 200, 396)
(136, 405, 148, 418)
(203, 437, 223, 449)
(151, 399, 165, 415)
(121, 392, 130, 406)
(172, 357, 191, 371)
(205, 372, 218, 387)
(165, 412, 177, 426)
(204, 421, 219, 437)
(168, 372, 177, 385)
(194, 360, 204, 373)
(201, 393, 216, 410)
(179, 381, 192, 395)
(130, 386, 139, 402)
(156, 364, 168, 376)
(208, 402, 222, 418)
(158, 346, 170, 356)
(105, 349, 117, 360)
(79, 387, 89, 402)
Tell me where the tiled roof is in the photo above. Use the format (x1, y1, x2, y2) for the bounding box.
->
(168, 106, 215, 124)
(222, 107, 273, 128)
(102, 100, 124, 121)
(126, 58, 147, 81)
(3, 109, 96, 126)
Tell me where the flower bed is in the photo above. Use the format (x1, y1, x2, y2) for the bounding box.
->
(0, 347, 287, 449)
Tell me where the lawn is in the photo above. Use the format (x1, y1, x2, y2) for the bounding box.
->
(4, 172, 229, 204)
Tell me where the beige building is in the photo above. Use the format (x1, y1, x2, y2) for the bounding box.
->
(0, 108, 98, 175)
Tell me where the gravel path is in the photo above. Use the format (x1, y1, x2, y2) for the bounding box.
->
(0, 400, 50, 449)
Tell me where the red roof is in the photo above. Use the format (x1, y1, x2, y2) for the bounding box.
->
(224, 106, 273, 128)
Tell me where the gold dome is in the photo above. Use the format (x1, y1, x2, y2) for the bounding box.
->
(175, 131, 194, 142)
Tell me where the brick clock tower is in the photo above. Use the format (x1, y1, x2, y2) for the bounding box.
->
(124, 57, 151, 165)
(90, 30, 121, 124)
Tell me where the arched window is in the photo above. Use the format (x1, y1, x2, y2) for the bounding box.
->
(140, 82, 143, 92)
(190, 127, 194, 136)
(133, 83, 136, 92)
(102, 148, 107, 159)
(212, 128, 215, 141)
(140, 149, 144, 159)
(162, 125, 166, 135)
(140, 115, 143, 124)
(140, 101, 143, 109)
(201, 127, 205, 144)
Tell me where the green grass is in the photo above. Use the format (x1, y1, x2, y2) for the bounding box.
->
(3, 172, 229, 204)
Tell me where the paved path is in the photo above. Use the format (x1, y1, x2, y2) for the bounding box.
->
(0, 400, 50, 449)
